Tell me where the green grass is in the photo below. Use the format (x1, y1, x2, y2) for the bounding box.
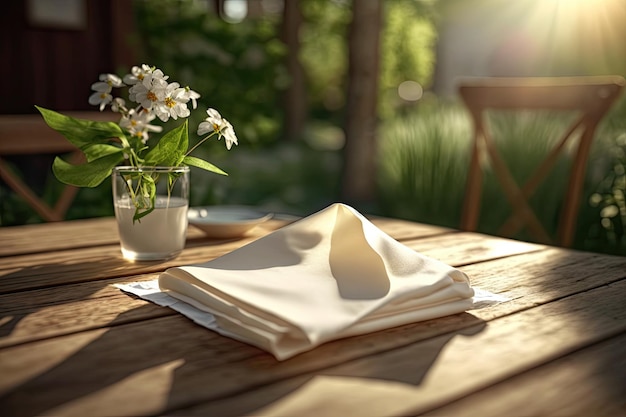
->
(477, 111, 573, 239)
(377, 102, 470, 228)
(186, 139, 342, 217)
(377, 97, 626, 255)
(3, 97, 625, 256)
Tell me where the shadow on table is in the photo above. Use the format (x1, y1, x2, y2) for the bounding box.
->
(0, 304, 485, 417)
(188, 314, 487, 416)
(0, 256, 169, 341)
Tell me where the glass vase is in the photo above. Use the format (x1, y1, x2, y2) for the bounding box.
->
(112, 166, 190, 261)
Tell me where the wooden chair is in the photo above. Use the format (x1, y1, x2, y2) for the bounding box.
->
(0, 112, 116, 222)
(458, 75, 625, 247)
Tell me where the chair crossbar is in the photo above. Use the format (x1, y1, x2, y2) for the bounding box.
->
(458, 76, 625, 247)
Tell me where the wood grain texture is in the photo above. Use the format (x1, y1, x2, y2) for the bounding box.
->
(0, 217, 292, 257)
(0, 217, 120, 257)
(1, 215, 624, 417)
(403, 231, 545, 266)
(0, 216, 454, 293)
(421, 333, 626, 417)
(2, 244, 623, 350)
(171, 280, 626, 416)
(2, 230, 623, 347)
(2, 278, 621, 416)
(0, 215, 445, 258)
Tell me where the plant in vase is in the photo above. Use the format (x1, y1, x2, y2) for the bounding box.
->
(37, 64, 238, 261)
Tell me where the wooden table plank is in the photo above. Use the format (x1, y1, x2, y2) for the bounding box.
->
(459, 247, 626, 320)
(172, 279, 626, 416)
(2, 215, 624, 417)
(0, 229, 544, 294)
(0, 219, 456, 294)
(0, 242, 263, 294)
(2, 278, 622, 417)
(0, 218, 289, 258)
(1, 234, 623, 347)
(0, 275, 170, 348)
(0, 221, 298, 294)
(0, 217, 120, 257)
(421, 333, 626, 417)
(0, 215, 451, 258)
(402, 231, 545, 266)
(365, 216, 455, 241)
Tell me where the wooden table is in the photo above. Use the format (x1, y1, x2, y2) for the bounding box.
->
(1, 215, 625, 416)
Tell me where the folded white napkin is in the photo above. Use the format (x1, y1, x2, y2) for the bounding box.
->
(156, 203, 474, 360)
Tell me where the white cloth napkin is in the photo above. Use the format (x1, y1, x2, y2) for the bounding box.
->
(154, 203, 474, 360)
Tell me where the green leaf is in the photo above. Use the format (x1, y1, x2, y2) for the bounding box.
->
(144, 120, 188, 166)
(183, 155, 228, 176)
(52, 152, 124, 187)
(83, 144, 124, 162)
(36, 106, 125, 149)
(133, 174, 157, 222)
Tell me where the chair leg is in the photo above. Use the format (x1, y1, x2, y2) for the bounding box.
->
(53, 183, 79, 220)
(461, 136, 482, 232)
(481, 134, 553, 244)
(498, 115, 585, 238)
(51, 151, 83, 219)
(559, 125, 595, 247)
(0, 158, 60, 222)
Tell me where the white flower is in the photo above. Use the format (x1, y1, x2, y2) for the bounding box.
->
(122, 64, 153, 85)
(197, 108, 238, 150)
(88, 81, 114, 111)
(153, 83, 192, 122)
(83, 64, 238, 180)
(111, 97, 126, 113)
(119, 109, 163, 144)
(197, 108, 224, 136)
(220, 119, 238, 150)
(147, 68, 168, 83)
(120, 67, 199, 123)
(129, 71, 169, 111)
(88, 74, 123, 111)
(100, 73, 123, 87)
(185, 87, 200, 109)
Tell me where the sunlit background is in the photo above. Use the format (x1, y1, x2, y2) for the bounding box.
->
(1, 0, 625, 254)
(434, 0, 626, 93)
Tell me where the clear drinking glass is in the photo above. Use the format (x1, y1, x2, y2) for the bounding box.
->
(112, 166, 190, 261)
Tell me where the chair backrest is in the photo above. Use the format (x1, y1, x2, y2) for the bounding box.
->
(0, 112, 117, 222)
(458, 75, 625, 247)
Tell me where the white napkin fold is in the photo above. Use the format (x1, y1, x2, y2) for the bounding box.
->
(156, 203, 474, 360)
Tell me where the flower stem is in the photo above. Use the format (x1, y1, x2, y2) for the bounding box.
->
(186, 133, 216, 157)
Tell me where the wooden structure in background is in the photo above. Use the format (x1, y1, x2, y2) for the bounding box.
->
(458, 75, 625, 247)
(0, 1, 136, 222)
(0, 0, 136, 114)
(341, 0, 383, 205)
(0, 112, 117, 222)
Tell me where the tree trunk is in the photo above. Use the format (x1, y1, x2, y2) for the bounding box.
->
(280, 0, 307, 141)
(341, 0, 382, 206)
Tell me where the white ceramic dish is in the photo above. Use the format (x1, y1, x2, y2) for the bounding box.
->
(188, 206, 273, 238)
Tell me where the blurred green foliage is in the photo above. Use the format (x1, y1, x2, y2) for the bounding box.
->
(299, 0, 438, 121)
(299, 0, 351, 121)
(584, 97, 626, 255)
(378, 95, 626, 254)
(3, 0, 624, 257)
(378, 98, 470, 227)
(379, 0, 437, 118)
(133, 0, 288, 147)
